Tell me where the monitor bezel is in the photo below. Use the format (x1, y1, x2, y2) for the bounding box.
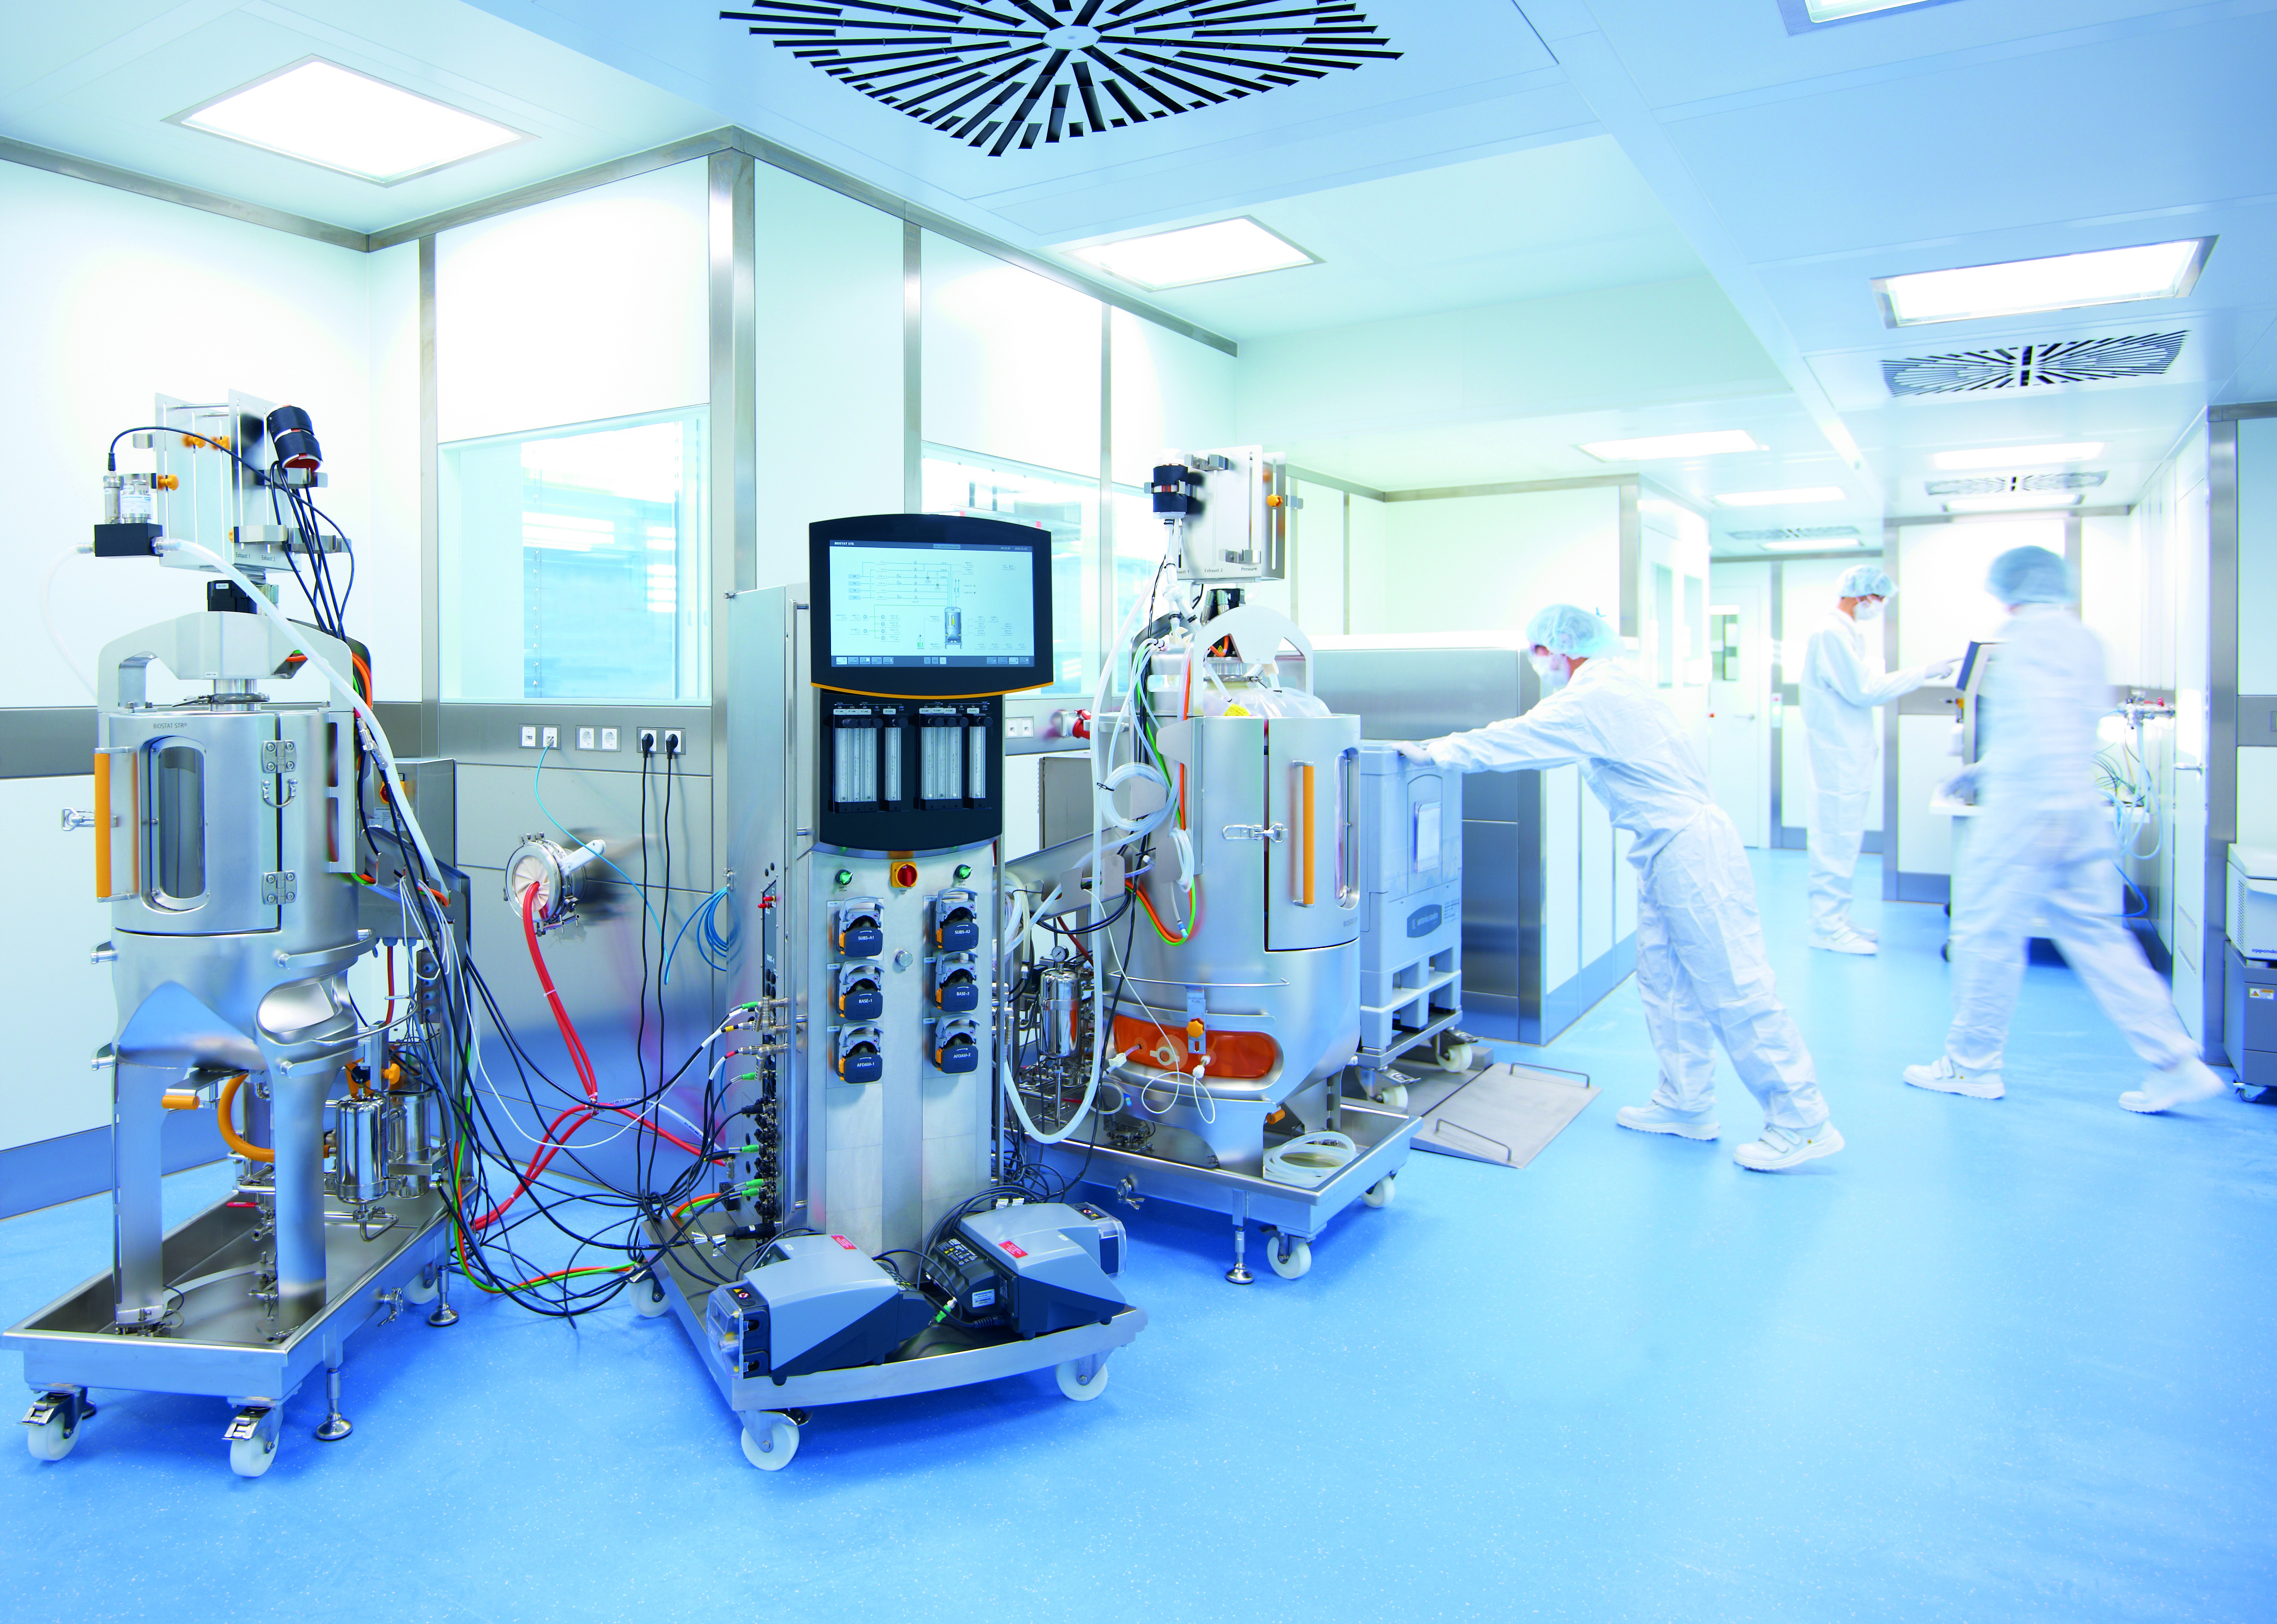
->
(808, 513, 1056, 698)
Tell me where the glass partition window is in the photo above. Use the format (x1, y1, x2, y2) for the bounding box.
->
(921, 446, 1100, 695)
(440, 411, 708, 701)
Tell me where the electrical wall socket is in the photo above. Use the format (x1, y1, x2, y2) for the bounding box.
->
(637, 729, 658, 755)
(520, 726, 538, 748)
(662, 728, 685, 756)
(577, 727, 596, 750)
(1004, 715, 1035, 739)
(600, 727, 620, 751)
(540, 726, 559, 749)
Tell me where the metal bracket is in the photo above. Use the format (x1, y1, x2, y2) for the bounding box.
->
(223, 1405, 278, 1447)
(60, 808, 95, 831)
(261, 870, 298, 904)
(23, 1389, 93, 1436)
(1221, 823, 1286, 843)
(1185, 986, 1208, 1056)
(260, 741, 298, 771)
(262, 775, 297, 809)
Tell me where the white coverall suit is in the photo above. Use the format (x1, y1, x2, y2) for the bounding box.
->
(1422, 657, 1831, 1132)
(1943, 605, 2196, 1073)
(1799, 608, 1940, 938)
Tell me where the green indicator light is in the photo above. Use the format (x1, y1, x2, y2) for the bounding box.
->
(954, 864, 972, 882)
(835, 869, 854, 888)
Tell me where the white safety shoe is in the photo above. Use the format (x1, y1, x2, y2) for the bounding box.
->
(1903, 1056, 2005, 1099)
(2120, 1058, 2226, 1114)
(1733, 1121, 1844, 1172)
(1849, 923, 1878, 943)
(1616, 1101, 1720, 1140)
(1810, 929, 1878, 955)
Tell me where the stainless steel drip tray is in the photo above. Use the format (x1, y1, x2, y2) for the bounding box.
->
(1043, 1102, 1418, 1240)
(5, 1193, 447, 1399)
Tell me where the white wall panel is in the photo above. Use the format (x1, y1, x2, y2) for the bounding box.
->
(0, 162, 378, 709)
(0, 776, 112, 1151)
(363, 241, 424, 698)
(922, 234, 1099, 478)
(1898, 713, 1960, 878)
(1543, 765, 1580, 991)
(752, 166, 906, 590)
(1362, 486, 1619, 636)
(1109, 309, 1234, 488)
(435, 161, 708, 444)
(1581, 791, 1613, 966)
(2238, 418, 2277, 696)
(1897, 519, 2058, 664)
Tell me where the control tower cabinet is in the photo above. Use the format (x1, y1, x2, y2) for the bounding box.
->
(647, 513, 1144, 1469)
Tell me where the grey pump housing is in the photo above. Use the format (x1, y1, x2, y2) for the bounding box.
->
(705, 1234, 930, 1382)
(956, 1202, 1129, 1337)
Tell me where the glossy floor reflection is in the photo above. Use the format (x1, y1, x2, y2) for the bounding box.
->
(3, 852, 2270, 1624)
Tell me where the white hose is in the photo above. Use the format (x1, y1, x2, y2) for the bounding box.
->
(43, 549, 98, 699)
(164, 540, 446, 891)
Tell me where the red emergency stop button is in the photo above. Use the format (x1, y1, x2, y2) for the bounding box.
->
(891, 861, 919, 889)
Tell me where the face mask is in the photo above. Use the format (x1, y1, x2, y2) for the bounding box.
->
(1854, 600, 1885, 622)
(1530, 651, 1570, 691)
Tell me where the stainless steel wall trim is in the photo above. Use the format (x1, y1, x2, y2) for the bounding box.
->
(2207, 419, 2242, 1054)
(2236, 695, 2277, 739)
(2209, 402, 2277, 422)
(903, 222, 924, 511)
(1378, 474, 1637, 504)
(1285, 466, 1386, 502)
(1884, 505, 2132, 526)
(1768, 559, 1788, 848)
(1098, 303, 1115, 665)
(419, 236, 441, 749)
(710, 151, 759, 598)
(0, 134, 370, 250)
(7, 124, 1237, 356)
(1882, 521, 1901, 897)
(1618, 480, 1640, 641)
(1710, 549, 1885, 565)
(0, 708, 95, 778)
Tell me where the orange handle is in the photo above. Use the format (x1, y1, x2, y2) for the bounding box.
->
(217, 1074, 273, 1165)
(92, 751, 110, 899)
(1298, 763, 1316, 906)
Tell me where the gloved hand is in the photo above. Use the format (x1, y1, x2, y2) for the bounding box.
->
(1937, 765, 1981, 805)
(1396, 741, 1437, 766)
(1926, 656, 1962, 682)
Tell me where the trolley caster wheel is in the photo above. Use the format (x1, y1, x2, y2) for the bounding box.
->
(228, 1433, 277, 1478)
(631, 1272, 673, 1319)
(1056, 1357, 1111, 1401)
(1374, 1083, 1410, 1112)
(1267, 1236, 1312, 1280)
(404, 1267, 440, 1305)
(740, 1414, 801, 1471)
(1940, 941, 1951, 963)
(1439, 1042, 1476, 1074)
(25, 1414, 76, 1462)
(1363, 1174, 1396, 1208)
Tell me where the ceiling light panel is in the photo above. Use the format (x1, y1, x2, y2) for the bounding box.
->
(1874, 239, 2213, 328)
(172, 58, 527, 186)
(1579, 431, 1761, 461)
(1068, 219, 1317, 290)
(1944, 492, 2085, 513)
(1714, 487, 1847, 508)
(1931, 443, 2102, 471)
(1759, 535, 1867, 551)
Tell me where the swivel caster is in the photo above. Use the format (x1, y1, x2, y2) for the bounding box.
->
(1363, 1174, 1396, 1208)
(1267, 1235, 1312, 1280)
(1438, 1041, 1476, 1074)
(1056, 1356, 1111, 1401)
(1375, 1083, 1410, 1112)
(631, 1271, 673, 1319)
(22, 1390, 91, 1462)
(740, 1412, 801, 1471)
(224, 1405, 280, 1479)
(404, 1266, 440, 1305)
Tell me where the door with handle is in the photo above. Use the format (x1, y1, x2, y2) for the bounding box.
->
(1264, 717, 1361, 950)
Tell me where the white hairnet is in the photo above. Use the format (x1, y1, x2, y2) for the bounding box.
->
(1525, 604, 1621, 658)
(1838, 565, 1895, 600)
(1986, 545, 2074, 605)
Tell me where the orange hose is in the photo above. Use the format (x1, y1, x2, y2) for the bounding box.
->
(216, 1074, 273, 1164)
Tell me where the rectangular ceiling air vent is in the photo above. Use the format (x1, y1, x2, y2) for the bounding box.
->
(1727, 526, 1862, 542)
(1882, 333, 2185, 395)
(1924, 472, 2108, 497)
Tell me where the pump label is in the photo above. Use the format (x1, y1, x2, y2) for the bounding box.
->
(832, 1235, 857, 1250)
(998, 1242, 1028, 1258)
(1406, 904, 1443, 939)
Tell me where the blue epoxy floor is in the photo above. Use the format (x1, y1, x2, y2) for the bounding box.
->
(4, 851, 2272, 1624)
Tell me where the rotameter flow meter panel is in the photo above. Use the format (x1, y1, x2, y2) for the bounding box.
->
(807, 514, 1054, 852)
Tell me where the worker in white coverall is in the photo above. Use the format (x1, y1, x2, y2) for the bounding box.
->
(1904, 546, 2224, 1114)
(1800, 564, 1959, 955)
(1404, 605, 1843, 1171)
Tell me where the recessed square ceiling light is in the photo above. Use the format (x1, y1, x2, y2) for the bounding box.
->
(1931, 442, 2103, 471)
(1066, 218, 1318, 290)
(1944, 492, 2085, 514)
(1580, 431, 1762, 461)
(171, 57, 528, 186)
(1874, 239, 2213, 327)
(1714, 487, 1847, 508)
(1760, 535, 1867, 551)
(1804, 0, 1933, 19)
